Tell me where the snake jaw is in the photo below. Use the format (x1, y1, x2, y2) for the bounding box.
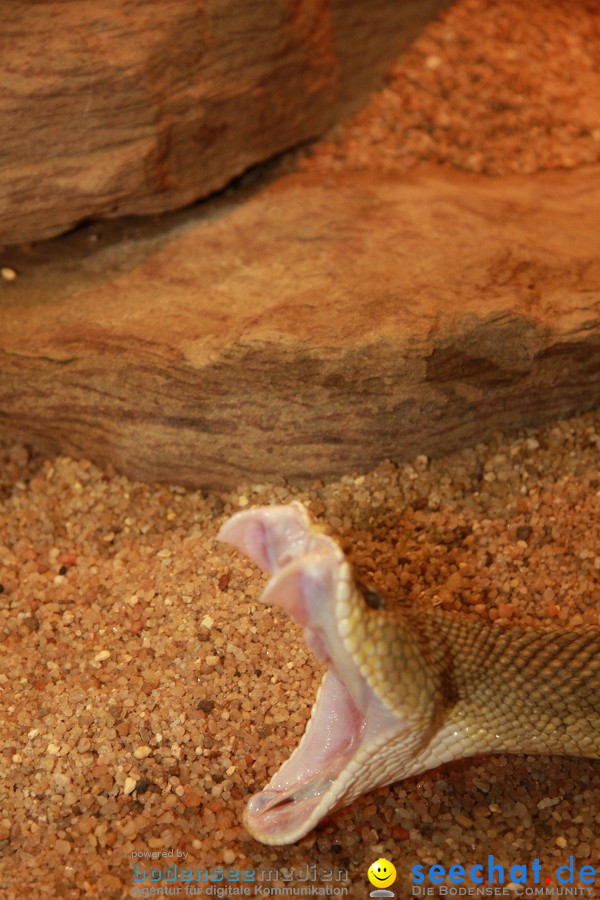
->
(218, 502, 411, 844)
(243, 669, 367, 843)
(216, 501, 337, 576)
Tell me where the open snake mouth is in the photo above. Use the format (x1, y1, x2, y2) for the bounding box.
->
(218, 502, 402, 845)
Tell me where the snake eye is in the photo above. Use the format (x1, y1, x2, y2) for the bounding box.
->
(362, 586, 385, 610)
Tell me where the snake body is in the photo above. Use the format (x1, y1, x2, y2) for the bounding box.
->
(218, 502, 600, 845)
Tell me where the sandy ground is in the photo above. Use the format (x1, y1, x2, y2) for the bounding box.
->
(301, 0, 600, 176)
(1, 409, 599, 898)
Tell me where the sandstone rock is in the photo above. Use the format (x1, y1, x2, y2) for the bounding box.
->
(0, 0, 445, 246)
(1, 168, 599, 488)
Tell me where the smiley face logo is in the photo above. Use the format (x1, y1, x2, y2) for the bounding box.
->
(368, 858, 397, 889)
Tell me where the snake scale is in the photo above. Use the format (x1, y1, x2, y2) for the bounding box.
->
(218, 501, 600, 845)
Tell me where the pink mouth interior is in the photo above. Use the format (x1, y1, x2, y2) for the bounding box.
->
(245, 669, 365, 834)
(217, 504, 398, 842)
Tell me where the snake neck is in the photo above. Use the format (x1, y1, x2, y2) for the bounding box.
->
(339, 592, 451, 727)
(346, 600, 600, 762)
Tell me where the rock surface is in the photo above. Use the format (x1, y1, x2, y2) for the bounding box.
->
(1, 167, 599, 488)
(0, 0, 444, 246)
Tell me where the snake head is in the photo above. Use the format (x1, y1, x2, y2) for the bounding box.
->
(219, 504, 600, 844)
(217, 502, 415, 845)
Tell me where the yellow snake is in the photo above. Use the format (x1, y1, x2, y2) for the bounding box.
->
(218, 502, 600, 845)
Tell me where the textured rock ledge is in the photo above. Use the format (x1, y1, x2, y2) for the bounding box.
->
(1, 167, 599, 488)
(0, 0, 444, 246)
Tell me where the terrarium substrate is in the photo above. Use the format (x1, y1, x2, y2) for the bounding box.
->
(1, 409, 599, 897)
